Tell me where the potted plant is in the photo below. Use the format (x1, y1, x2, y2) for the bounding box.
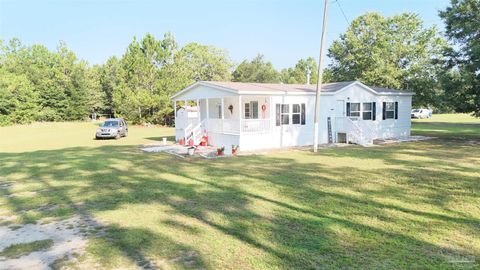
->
(232, 145, 239, 155)
(200, 136, 207, 146)
(217, 146, 225, 156)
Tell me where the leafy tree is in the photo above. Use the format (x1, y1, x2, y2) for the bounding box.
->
(85, 65, 105, 115)
(0, 39, 96, 123)
(111, 33, 232, 124)
(439, 0, 480, 116)
(0, 69, 37, 125)
(328, 12, 447, 108)
(112, 34, 164, 123)
(280, 57, 319, 84)
(99, 56, 121, 117)
(232, 54, 280, 83)
(156, 42, 232, 124)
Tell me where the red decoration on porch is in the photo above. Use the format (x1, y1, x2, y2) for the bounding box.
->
(179, 138, 185, 145)
(199, 130, 208, 146)
(261, 104, 267, 118)
(200, 136, 208, 146)
(188, 138, 194, 146)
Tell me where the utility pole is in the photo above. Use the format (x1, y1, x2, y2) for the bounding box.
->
(313, 0, 329, 152)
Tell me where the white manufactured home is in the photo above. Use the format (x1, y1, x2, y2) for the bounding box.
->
(171, 81, 414, 151)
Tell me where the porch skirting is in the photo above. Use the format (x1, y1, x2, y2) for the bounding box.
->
(207, 132, 240, 149)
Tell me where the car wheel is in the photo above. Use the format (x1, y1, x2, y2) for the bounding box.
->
(115, 132, 121, 140)
(124, 130, 128, 137)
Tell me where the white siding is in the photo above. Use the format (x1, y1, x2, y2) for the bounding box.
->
(172, 83, 413, 151)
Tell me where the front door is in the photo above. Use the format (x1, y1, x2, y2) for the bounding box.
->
(335, 100, 345, 117)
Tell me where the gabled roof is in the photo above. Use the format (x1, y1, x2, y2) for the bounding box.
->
(171, 80, 414, 100)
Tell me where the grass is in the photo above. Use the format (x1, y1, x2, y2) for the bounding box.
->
(0, 239, 54, 258)
(412, 113, 480, 138)
(0, 115, 479, 269)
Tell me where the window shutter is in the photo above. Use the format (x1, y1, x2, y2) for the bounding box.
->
(382, 102, 386, 120)
(346, 102, 351, 117)
(301, 103, 306, 125)
(394, 101, 398, 119)
(276, 104, 281, 126)
(372, 102, 376, 121)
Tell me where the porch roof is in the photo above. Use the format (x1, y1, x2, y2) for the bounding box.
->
(171, 80, 414, 100)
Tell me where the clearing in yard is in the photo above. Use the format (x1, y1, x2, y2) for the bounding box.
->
(0, 115, 479, 269)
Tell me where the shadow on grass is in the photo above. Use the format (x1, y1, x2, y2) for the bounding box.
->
(0, 137, 479, 268)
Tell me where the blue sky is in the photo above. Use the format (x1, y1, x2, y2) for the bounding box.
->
(0, 0, 450, 69)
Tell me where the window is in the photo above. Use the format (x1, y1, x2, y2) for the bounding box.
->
(349, 103, 360, 117)
(102, 121, 119, 127)
(292, 104, 301, 124)
(276, 103, 306, 126)
(385, 102, 395, 119)
(251, 101, 258, 119)
(362, 103, 372, 120)
(281, 104, 289, 125)
(244, 101, 259, 119)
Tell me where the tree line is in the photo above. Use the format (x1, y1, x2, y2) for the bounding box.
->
(0, 0, 478, 126)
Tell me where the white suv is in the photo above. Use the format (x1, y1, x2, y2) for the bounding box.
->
(411, 109, 432, 119)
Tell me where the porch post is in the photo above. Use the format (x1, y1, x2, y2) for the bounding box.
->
(206, 98, 209, 119)
(238, 95, 242, 133)
(196, 99, 200, 123)
(173, 100, 177, 119)
(221, 98, 224, 120)
(269, 96, 273, 129)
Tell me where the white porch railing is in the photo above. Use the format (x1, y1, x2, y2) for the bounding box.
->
(207, 118, 240, 134)
(206, 118, 271, 134)
(334, 117, 373, 146)
(241, 119, 270, 133)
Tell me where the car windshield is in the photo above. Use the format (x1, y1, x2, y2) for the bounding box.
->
(102, 121, 119, 127)
(412, 109, 420, 113)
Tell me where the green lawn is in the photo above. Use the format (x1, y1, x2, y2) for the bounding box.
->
(0, 115, 479, 269)
(412, 113, 480, 138)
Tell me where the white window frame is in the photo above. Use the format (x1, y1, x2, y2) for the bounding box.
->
(362, 102, 372, 120)
(350, 102, 361, 117)
(385, 102, 395, 119)
(244, 101, 259, 119)
(281, 104, 289, 125)
(244, 103, 250, 119)
(292, 104, 301, 125)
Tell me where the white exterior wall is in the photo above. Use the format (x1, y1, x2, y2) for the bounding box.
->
(172, 83, 412, 151)
(375, 95, 412, 138)
(333, 85, 412, 139)
(240, 95, 328, 151)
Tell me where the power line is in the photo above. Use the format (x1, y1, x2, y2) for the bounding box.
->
(335, 0, 350, 25)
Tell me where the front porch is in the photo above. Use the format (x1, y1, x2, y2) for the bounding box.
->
(173, 95, 273, 146)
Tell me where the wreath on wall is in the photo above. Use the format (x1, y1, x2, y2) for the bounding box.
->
(228, 104, 234, 114)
